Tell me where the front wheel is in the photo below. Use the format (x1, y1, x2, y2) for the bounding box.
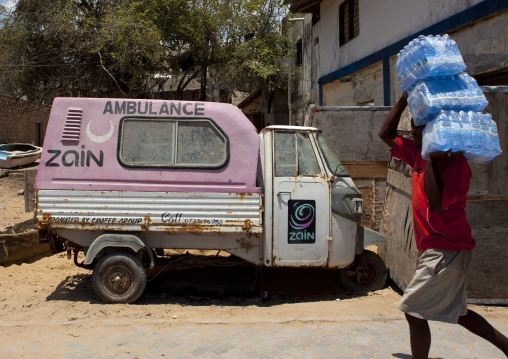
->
(339, 250, 387, 292)
(92, 253, 147, 304)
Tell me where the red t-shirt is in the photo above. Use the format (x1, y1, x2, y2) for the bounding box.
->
(392, 136, 475, 252)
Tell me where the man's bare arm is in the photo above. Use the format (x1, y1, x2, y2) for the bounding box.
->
(378, 92, 408, 149)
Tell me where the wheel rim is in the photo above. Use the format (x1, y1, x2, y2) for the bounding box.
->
(102, 264, 134, 297)
(355, 260, 378, 287)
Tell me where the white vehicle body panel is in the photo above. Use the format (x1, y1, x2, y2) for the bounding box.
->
(37, 190, 262, 233)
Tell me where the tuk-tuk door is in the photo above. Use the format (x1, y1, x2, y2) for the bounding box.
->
(271, 130, 330, 266)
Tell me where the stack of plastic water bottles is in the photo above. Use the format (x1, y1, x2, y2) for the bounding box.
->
(396, 34, 502, 163)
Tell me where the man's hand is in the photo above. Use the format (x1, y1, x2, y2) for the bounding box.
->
(378, 92, 408, 149)
(429, 149, 465, 161)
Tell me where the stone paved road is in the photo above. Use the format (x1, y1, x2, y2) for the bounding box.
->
(1, 318, 506, 359)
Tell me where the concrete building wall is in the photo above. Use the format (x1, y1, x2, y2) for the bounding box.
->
(451, 10, 508, 77)
(318, 0, 484, 78)
(287, 13, 320, 126)
(0, 95, 50, 146)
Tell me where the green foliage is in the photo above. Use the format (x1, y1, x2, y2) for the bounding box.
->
(0, 0, 291, 103)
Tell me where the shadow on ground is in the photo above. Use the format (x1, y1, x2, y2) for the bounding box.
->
(392, 355, 443, 359)
(46, 265, 396, 305)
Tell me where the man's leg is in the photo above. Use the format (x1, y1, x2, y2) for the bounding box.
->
(458, 309, 508, 355)
(405, 313, 431, 359)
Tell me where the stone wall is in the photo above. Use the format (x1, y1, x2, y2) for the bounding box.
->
(0, 95, 51, 146)
(306, 106, 393, 231)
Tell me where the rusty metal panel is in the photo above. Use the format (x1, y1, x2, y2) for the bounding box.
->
(36, 190, 262, 233)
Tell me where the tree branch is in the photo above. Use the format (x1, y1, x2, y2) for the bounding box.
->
(98, 51, 126, 96)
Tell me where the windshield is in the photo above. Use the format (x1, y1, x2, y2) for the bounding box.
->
(316, 132, 349, 177)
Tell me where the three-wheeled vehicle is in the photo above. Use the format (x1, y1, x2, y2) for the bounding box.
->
(36, 98, 387, 303)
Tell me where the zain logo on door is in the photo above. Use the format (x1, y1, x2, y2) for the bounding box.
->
(288, 200, 316, 243)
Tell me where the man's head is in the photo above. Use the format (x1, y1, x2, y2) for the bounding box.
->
(411, 118, 424, 148)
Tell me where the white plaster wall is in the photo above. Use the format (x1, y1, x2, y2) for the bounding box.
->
(319, 0, 484, 78)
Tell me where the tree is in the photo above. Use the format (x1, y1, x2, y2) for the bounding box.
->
(0, 0, 291, 103)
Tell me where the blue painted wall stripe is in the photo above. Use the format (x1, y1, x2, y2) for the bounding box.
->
(318, 0, 508, 106)
(383, 56, 390, 106)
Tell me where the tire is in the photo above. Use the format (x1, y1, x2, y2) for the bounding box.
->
(92, 252, 147, 304)
(339, 250, 387, 292)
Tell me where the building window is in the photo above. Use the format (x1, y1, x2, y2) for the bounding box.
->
(339, 0, 359, 46)
(296, 38, 303, 66)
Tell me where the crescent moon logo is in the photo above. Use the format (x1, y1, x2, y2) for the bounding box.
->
(86, 120, 114, 143)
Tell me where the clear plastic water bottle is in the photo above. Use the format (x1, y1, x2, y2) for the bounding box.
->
(450, 80, 462, 108)
(436, 114, 451, 151)
(435, 77, 450, 110)
(462, 73, 488, 111)
(440, 34, 452, 75)
(457, 74, 473, 111)
(422, 111, 454, 159)
(465, 112, 482, 161)
(426, 83, 441, 117)
(434, 35, 449, 74)
(414, 37, 426, 79)
(445, 77, 458, 110)
(397, 46, 415, 91)
(488, 117, 502, 159)
(437, 111, 454, 151)
(473, 88, 488, 112)
(434, 77, 449, 110)
(459, 111, 472, 152)
(449, 111, 463, 151)
(397, 47, 409, 87)
(408, 82, 431, 125)
(446, 34, 467, 74)
(396, 50, 405, 84)
(408, 41, 421, 88)
(418, 35, 433, 79)
(474, 114, 493, 163)
(431, 77, 444, 109)
(444, 35, 463, 75)
(457, 87, 469, 111)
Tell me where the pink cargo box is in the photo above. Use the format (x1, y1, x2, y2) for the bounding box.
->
(36, 98, 260, 194)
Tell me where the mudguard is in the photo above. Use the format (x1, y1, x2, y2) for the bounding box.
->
(355, 225, 387, 255)
(84, 233, 155, 269)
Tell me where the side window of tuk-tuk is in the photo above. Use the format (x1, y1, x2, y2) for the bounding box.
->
(274, 131, 321, 177)
(119, 118, 228, 168)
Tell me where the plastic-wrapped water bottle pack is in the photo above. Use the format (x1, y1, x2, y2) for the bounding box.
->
(396, 34, 501, 163)
(407, 73, 488, 126)
(396, 34, 467, 92)
(421, 111, 501, 163)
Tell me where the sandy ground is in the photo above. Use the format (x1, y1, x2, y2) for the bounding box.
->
(0, 165, 507, 339)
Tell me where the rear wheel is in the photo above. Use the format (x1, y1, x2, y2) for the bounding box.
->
(339, 250, 387, 292)
(92, 253, 146, 304)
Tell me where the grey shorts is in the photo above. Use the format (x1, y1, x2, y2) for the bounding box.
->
(398, 248, 473, 324)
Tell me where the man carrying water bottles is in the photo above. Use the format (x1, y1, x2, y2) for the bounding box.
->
(378, 92, 508, 359)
